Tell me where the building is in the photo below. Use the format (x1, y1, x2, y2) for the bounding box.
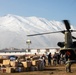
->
(0, 48, 59, 56)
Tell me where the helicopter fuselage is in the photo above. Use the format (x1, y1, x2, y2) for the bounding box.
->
(60, 31, 76, 60)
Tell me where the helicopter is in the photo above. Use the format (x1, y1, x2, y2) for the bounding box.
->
(27, 20, 76, 60)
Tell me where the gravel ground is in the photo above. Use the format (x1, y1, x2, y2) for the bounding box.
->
(0, 64, 76, 75)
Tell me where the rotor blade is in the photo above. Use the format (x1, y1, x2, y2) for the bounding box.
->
(71, 30, 76, 39)
(71, 30, 76, 32)
(61, 30, 65, 34)
(72, 36, 76, 39)
(63, 20, 71, 31)
(27, 31, 64, 36)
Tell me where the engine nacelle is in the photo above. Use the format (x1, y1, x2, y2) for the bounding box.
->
(57, 42, 64, 48)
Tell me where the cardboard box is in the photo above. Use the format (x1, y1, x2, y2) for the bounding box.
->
(0, 56, 2, 59)
(10, 61, 18, 67)
(32, 60, 39, 66)
(3, 59, 10, 65)
(0, 63, 3, 66)
(6, 67, 14, 73)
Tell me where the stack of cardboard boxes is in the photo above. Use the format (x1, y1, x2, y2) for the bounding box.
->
(0, 55, 44, 73)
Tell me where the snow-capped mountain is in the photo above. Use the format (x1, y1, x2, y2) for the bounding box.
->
(0, 14, 75, 49)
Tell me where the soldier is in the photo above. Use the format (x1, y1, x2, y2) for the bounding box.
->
(65, 58, 71, 72)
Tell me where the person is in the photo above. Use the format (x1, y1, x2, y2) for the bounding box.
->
(65, 58, 71, 72)
(56, 53, 60, 64)
(35, 53, 37, 55)
(48, 52, 52, 65)
(65, 51, 71, 61)
(53, 52, 57, 65)
(41, 54, 46, 66)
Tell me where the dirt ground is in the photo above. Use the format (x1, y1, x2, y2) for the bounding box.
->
(0, 64, 76, 75)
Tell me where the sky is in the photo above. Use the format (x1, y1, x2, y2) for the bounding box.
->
(0, 0, 76, 26)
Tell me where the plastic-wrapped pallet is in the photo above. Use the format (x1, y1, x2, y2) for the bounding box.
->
(38, 59, 44, 71)
(15, 67, 23, 72)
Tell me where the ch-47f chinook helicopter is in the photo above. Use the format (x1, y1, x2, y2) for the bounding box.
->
(27, 20, 76, 61)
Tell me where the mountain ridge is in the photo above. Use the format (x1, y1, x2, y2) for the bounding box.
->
(0, 14, 75, 49)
